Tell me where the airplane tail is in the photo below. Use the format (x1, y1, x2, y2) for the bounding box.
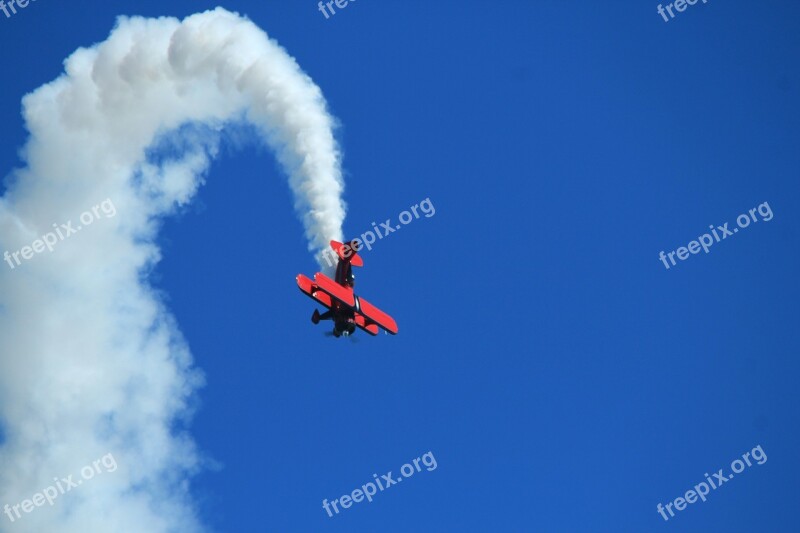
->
(330, 240, 364, 267)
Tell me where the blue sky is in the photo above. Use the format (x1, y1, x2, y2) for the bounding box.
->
(1, 1, 799, 532)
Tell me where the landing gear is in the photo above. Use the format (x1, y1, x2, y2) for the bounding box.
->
(312, 309, 332, 324)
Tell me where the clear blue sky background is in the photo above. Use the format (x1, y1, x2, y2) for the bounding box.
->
(1, 1, 799, 531)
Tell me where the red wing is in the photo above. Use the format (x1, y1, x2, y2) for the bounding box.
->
(357, 297, 398, 335)
(296, 274, 333, 309)
(313, 273, 356, 307)
(354, 314, 379, 336)
(298, 272, 396, 336)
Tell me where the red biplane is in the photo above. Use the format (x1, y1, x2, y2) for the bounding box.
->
(296, 240, 398, 338)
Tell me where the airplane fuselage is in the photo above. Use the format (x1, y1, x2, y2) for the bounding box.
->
(329, 255, 357, 336)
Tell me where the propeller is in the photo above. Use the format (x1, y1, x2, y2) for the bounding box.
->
(323, 331, 359, 343)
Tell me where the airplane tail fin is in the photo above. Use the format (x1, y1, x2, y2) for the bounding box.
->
(330, 240, 364, 267)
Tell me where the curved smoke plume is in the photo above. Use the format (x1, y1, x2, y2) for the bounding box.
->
(0, 8, 344, 532)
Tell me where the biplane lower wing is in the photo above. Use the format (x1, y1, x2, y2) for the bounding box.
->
(354, 314, 380, 336)
(357, 296, 399, 335)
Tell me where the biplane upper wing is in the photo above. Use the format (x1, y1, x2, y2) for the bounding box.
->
(296, 274, 333, 309)
(357, 296, 399, 335)
(312, 272, 356, 307)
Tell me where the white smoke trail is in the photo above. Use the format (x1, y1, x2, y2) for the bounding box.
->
(0, 8, 345, 532)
